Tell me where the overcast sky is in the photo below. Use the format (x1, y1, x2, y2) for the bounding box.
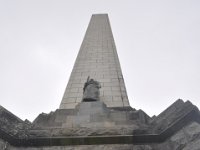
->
(0, 0, 200, 121)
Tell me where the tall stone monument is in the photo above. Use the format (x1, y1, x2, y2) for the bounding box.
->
(60, 14, 129, 109)
(0, 14, 200, 150)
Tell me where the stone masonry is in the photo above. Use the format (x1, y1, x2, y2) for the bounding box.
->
(0, 14, 200, 149)
(59, 14, 129, 109)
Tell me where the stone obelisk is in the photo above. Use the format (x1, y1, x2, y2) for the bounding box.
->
(60, 14, 129, 109)
(0, 14, 200, 149)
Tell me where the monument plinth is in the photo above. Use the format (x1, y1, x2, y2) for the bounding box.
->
(0, 14, 200, 150)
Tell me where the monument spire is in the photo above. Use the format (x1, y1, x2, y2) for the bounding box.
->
(60, 14, 129, 109)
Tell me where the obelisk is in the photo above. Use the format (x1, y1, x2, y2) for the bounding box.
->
(60, 14, 129, 109)
(0, 13, 200, 150)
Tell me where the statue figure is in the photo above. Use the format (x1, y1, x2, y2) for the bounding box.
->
(82, 76, 101, 102)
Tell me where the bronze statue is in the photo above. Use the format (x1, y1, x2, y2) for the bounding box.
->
(82, 76, 101, 102)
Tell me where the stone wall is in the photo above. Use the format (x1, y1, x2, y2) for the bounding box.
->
(1, 121, 200, 150)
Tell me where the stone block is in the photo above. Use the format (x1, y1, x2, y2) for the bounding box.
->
(62, 116, 74, 128)
(76, 102, 107, 116)
(76, 97, 82, 103)
(123, 101, 130, 106)
(70, 88, 78, 92)
(111, 87, 120, 91)
(102, 86, 111, 91)
(60, 103, 77, 109)
(61, 97, 76, 102)
(71, 83, 83, 88)
(74, 115, 90, 126)
(113, 96, 122, 101)
(101, 96, 113, 101)
(112, 91, 122, 96)
(103, 90, 112, 96)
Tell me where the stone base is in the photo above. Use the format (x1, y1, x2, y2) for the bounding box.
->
(1, 121, 200, 150)
(0, 100, 200, 149)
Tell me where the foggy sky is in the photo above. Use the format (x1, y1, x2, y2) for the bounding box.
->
(0, 0, 200, 121)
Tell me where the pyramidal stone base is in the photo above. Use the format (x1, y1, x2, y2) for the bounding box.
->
(0, 99, 200, 149)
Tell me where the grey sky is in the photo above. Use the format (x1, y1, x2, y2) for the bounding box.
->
(0, 0, 200, 121)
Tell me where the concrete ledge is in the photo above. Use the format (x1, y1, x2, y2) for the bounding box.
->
(0, 107, 199, 147)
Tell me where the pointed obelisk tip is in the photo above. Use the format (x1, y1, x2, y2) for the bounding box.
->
(92, 13, 108, 17)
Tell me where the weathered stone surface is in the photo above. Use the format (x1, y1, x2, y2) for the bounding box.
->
(153, 122, 200, 150)
(3, 126, 200, 150)
(0, 99, 200, 149)
(0, 139, 154, 150)
(1, 14, 200, 149)
(29, 99, 200, 138)
(0, 105, 30, 138)
(0, 138, 8, 150)
(29, 101, 150, 137)
(60, 14, 129, 109)
(150, 99, 199, 133)
(1, 13, 200, 150)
